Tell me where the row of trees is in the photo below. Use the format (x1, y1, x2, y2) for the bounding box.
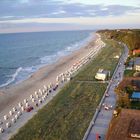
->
(115, 85, 133, 108)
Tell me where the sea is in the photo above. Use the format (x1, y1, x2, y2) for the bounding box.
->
(0, 30, 95, 88)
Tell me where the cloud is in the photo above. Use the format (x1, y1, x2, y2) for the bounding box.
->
(0, 0, 139, 20)
(0, 15, 139, 25)
(56, 0, 140, 7)
(0, 0, 139, 33)
(51, 10, 66, 15)
(0, 18, 139, 34)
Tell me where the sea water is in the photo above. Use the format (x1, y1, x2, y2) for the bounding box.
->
(0, 30, 95, 87)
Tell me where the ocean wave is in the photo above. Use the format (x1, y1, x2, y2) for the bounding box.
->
(40, 54, 58, 64)
(64, 32, 94, 53)
(0, 66, 40, 88)
(0, 32, 94, 88)
(23, 66, 37, 72)
(40, 33, 94, 65)
(0, 67, 23, 87)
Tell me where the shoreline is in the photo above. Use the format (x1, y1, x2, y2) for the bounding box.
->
(0, 31, 94, 89)
(0, 32, 96, 110)
(0, 33, 105, 140)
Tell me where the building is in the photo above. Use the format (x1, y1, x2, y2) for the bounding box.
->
(117, 77, 140, 91)
(106, 109, 140, 140)
(131, 91, 140, 101)
(114, 55, 119, 59)
(128, 119, 140, 139)
(95, 69, 108, 81)
(133, 49, 140, 55)
(126, 60, 133, 70)
(134, 57, 140, 71)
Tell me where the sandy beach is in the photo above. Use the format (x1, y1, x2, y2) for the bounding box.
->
(0, 33, 105, 140)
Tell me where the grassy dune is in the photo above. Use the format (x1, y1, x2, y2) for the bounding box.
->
(75, 39, 122, 81)
(10, 38, 123, 140)
(97, 29, 140, 51)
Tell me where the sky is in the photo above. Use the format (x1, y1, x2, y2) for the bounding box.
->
(0, 0, 140, 33)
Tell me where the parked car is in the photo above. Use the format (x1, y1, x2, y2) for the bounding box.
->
(104, 106, 109, 110)
(105, 93, 110, 97)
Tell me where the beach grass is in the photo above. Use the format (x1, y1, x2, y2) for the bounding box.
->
(10, 38, 123, 140)
(75, 39, 123, 81)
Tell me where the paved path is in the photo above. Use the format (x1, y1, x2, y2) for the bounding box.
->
(83, 44, 129, 140)
(76, 81, 109, 84)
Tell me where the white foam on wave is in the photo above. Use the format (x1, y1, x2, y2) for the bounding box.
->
(23, 66, 37, 72)
(65, 32, 94, 52)
(40, 32, 94, 65)
(0, 67, 23, 88)
(40, 54, 58, 64)
(0, 65, 41, 88)
(0, 32, 95, 88)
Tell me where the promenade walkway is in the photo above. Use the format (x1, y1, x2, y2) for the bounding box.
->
(83, 44, 129, 140)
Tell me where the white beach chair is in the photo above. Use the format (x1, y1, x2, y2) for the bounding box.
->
(18, 111, 22, 116)
(18, 102, 22, 108)
(11, 118, 16, 123)
(32, 98, 35, 103)
(9, 110, 13, 116)
(6, 122, 11, 128)
(30, 94, 33, 99)
(23, 99, 28, 104)
(44, 85, 47, 90)
(0, 127, 4, 133)
(4, 115, 8, 121)
(25, 103, 29, 108)
(39, 89, 42, 94)
(38, 99, 42, 104)
(13, 107, 17, 112)
(35, 91, 38, 96)
(15, 114, 19, 120)
(36, 95, 39, 99)
(21, 106, 25, 112)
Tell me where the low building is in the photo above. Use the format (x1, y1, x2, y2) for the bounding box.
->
(134, 57, 140, 71)
(126, 60, 133, 70)
(131, 91, 140, 101)
(128, 119, 140, 139)
(95, 69, 108, 81)
(133, 49, 140, 55)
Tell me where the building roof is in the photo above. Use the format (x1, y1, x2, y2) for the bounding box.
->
(133, 49, 140, 54)
(106, 109, 140, 140)
(97, 69, 108, 75)
(117, 77, 140, 91)
(128, 119, 140, 134)
(95, 69, 108, 81)
(132, 92, 140, 99)
(134, 57, 140, 66)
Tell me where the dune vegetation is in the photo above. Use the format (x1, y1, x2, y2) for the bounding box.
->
(97, 29, 140, 51)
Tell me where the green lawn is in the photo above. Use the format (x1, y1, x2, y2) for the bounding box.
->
(10, 38, 123, 140)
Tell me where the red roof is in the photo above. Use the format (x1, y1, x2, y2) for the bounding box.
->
(133, 49, 140, 55)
